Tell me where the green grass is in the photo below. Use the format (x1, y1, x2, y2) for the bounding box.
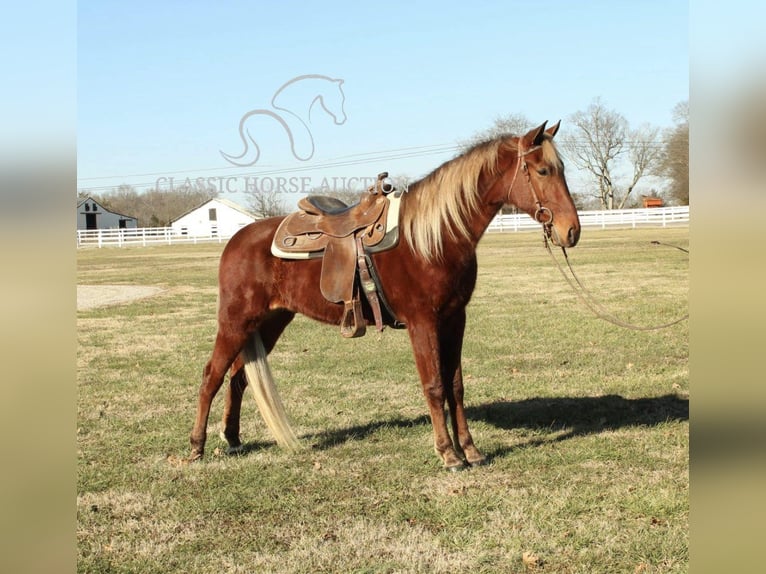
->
(77, 228, 688, 573)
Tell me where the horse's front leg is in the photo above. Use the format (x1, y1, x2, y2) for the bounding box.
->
(408, 321, 466, 471)
(448, 363, 487, 467)
(442, 311, 486, 467)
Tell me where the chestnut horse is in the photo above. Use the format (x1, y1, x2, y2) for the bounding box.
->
(189, 121, 581, 470)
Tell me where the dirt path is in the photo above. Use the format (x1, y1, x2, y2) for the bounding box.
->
(77, 285, 164, 311)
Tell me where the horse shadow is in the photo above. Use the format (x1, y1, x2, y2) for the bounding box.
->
(284, 393, 689, 460)
(464, 394, 688, 460)
(228, 394, 687, 459)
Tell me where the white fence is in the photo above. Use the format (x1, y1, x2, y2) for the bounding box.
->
(76, 226, 233, 248)
(486, 206, 689, 233)
(76, 206, 689, 248)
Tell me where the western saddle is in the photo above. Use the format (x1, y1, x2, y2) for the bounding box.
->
(271, 172, 403, 338)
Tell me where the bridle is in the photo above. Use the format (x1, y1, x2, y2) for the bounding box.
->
(506, 140, 554, 240)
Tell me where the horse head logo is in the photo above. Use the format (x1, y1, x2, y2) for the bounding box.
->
(220, 74, 347, 167)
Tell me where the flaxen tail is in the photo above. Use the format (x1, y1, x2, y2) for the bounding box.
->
(241, 331, 301, 450)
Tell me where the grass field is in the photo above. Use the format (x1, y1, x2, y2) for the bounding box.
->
(77, 227, 688, 573)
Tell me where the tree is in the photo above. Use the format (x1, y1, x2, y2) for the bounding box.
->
(625, 123, 663, 208)
(561, 98, 662, 209)
(246, 187, 287, 218)
(459, 113, 532, 150)
(95, 183, 218, 227)
(659, 101, 689, 205)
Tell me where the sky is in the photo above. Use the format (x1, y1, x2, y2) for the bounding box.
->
(76, 1, 690, 207)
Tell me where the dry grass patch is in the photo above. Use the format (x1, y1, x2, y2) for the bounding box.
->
(77, 228, 688, 573)
(77, 490, 197, 560)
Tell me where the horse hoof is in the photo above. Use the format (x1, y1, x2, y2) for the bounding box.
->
(186, 452, 203, 463)
(445, 462, 467, 472)
(468, 457, 488, 467)
(226, 444, 245, 455)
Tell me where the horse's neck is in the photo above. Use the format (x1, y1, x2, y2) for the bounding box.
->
(467, 165, 515, 243)
(468, 201, 505, 246)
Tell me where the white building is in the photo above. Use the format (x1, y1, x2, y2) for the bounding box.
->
(170, 198, 257, 237)
(77, 196, 138, 230)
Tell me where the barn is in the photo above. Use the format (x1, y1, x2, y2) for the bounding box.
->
(77, 196, 138, 230)
(170, 198, 257, 237)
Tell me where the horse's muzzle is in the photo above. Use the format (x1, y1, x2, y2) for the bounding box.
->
(549, 223, 580, 248)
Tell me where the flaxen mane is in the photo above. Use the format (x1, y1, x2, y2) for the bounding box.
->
(401, 134, 563, 261)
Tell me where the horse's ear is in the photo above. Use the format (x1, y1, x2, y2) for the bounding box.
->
(523, 122, 548, 147)
(545, 120, 561, 138)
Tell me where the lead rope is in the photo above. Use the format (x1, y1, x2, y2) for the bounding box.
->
(544, 236, 689, 331)
(513, 138, 686, 330)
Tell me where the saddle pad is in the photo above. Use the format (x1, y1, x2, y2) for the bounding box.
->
(271, 192, 402, 260)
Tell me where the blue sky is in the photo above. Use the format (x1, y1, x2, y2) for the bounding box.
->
(77, 1, 689, 205)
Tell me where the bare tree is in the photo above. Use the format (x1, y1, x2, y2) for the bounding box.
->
(621, 123, 663, 209)
(459, 113, 533, 150)
(246, 187, 287, 218)
(95, 183, 218, 227)
(659, 101, 689, 205)
(561, 98, 627, 209)
(561, 98, 665, 209)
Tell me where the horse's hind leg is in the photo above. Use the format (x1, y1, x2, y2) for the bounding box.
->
(220, 355, 247, 451)
(189, 326, 249, 461)
(220, 310, 295, 452)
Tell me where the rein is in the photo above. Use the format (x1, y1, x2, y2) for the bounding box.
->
(544, 238, 689, 331)
(508, 138, 687, 331)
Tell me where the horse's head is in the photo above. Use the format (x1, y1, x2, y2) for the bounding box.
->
(503, 121, 580, 248)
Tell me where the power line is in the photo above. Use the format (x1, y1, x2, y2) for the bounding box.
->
(77, 138, 672, 194)
(77, 143, 461, 188)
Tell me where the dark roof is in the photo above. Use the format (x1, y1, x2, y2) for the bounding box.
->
(77, 196, 137, 220)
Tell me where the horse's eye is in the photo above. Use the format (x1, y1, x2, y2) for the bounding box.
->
(536, 167, 550, 176)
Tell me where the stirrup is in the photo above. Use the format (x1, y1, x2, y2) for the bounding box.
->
(340, 299, 365, 338)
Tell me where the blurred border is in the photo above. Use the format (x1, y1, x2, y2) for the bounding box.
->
(0, 2, 76, 573)
(691, 2, 766, 572)
(7, 1, 763, 572)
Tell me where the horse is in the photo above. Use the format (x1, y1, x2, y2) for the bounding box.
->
(191, 121, 581, 470)
(220, 74, 347, 166)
